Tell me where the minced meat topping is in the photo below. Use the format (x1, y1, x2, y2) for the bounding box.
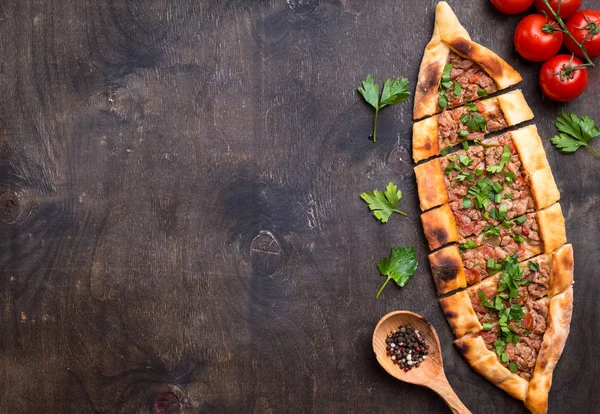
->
(467, 255, 551, 380)
(438, 99, 508, 149)
(437, 52, 499, 112)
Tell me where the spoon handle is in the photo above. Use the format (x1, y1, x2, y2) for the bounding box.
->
(427, 376, 471, 414)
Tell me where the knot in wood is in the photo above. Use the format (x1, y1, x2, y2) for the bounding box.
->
(250, 230, 283, 276)
(388, 147, 412, 175)
(0, 190, 21, 224)
(286, 0, 319, 14)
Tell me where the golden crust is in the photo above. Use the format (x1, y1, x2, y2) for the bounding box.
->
(413, 2, 463, 120)
(528, 165, 561, 210)
(454, 335, 529, 401)
(525, 287, 574, 414)
(412, 117, 440, 163)
(439, 290, 482, 337)
(445, 36, 522, 89)
(436, 2, 522, 89)
(420, 204, 458, 250)
(537, 203, 567, 254)
(550, 244, 574, 297)
(413, 2, 521, 120)
(414, 158, 448, 211)
(428, 245, 466, 295)
(466, 273, 499, 297)
(413, 92, 533, 162)
(496, 90, 534, 127)
(511, 124, 549, 174)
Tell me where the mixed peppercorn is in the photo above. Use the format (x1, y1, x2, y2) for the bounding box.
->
(385, 324, 429, 371)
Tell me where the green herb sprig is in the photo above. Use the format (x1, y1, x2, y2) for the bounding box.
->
(477, 254, 539, 371)
(550, 112, 600, 160)
(357, 75, 410, 142)
(376, 246, 418, 299)
(360, 182, 407, 223)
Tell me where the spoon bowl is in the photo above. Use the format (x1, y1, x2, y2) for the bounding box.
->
(373, 311, 471, 414)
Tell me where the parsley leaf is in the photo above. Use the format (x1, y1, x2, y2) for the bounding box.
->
(380, 78, 411, 107)
(550, 112, 600, 159)
(358, 75, 379, 109)
(358, 75, 410, 143)
(360, 182, 407, 223)
(376, 246, 418, 299)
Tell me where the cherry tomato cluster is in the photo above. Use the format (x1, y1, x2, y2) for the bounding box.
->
(491, 0, 599, 102)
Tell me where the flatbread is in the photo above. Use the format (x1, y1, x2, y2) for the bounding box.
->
(428, 245, 466, 295)
(413, 90, 534, 162)
(537, 203, 567, 254)
(420, 203, 458, 250)
(528, 166, 561, 210)
(454, 335, 529, 401)
(525, 287, 574, 414)
(414, 158, 448, 211)
(413, 2, 522, 120)
(412, 4, 571, 410)
(439, 246, 573, 338)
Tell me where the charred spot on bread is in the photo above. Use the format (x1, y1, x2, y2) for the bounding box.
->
(420, 61, 441, 94)
(454, 340, 470, 355)
(432, 264, 459, 282)
(431, 226, 450, 247)
(449, 38, 503, 78)
(449, 37, 472, 58)
(443, 309, 457, 319)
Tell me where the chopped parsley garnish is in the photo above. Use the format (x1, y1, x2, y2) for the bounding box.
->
(502, 220, 514, 229)
(486, 144, 511, 173)
(514, 215, 527, 225)
(459, 154, 473, 166)
(460, 240, 477, 250)
(478, 254, 537, 364)
(444, 163, 462, 174)
(509, 362, 518, 373)
(529, 262, 540, 272)
(463, 198, 472, 209)
(477, 89, 488, 97)
(482, 323, 493, 331)
(462, 141, 469, 150)
(502, 171, 516, 183)
(466, 102, 478, 111)
(478, 290, 495, 308)
(438, 64, 453, 109)
(454, 81, 462, 96)
(456, 171, 474, 181)
(512, 234, 525, 244)
(483, 224, 500, 239)
(441, 145, 452, 156)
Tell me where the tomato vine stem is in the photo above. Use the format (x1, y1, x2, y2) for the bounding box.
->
(541, 0, 596, 68)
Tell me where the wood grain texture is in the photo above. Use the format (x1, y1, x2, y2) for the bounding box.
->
(0, 0, 597, 413)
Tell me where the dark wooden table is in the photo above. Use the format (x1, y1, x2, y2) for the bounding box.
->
(1, 1, 598, 412)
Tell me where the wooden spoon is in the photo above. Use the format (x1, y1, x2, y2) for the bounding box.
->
(372, 310, 471, 414)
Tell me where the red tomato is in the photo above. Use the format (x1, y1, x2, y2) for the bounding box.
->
(491, 0, 534, 14)
(564, 10, 600, 59)
(514, 14, 563, 62)
(534, 0, 582, 19)
(539, 55, 588, 102)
